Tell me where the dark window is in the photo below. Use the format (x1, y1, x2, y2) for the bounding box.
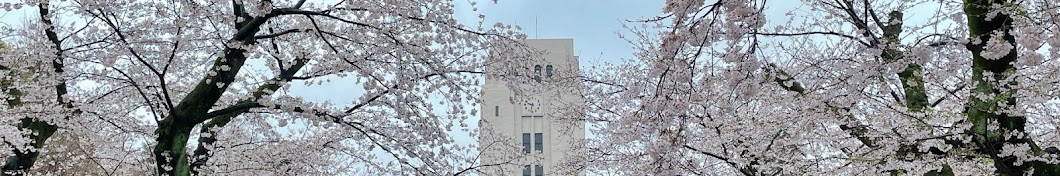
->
(522, 133, 531, 154)
(533, 65, 542, 82)
(494, 106, 499, 117)
(534, 165, 543, 176)
(534, 133, 543, 152)
(523, 165, 531, 176)
(545, 65, 553, 78)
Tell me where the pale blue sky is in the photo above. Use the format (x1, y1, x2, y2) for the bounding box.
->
(1, 0, 667, 126)
(455, 0, 664, 66)
(0, 0, 974, 174)
(291, 1, 668, 171)
(0, 0, 668, 172)
(446, 0, 665, 168)
(290, 0, 665, 105)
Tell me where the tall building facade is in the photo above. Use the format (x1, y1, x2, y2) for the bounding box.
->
(478, 39, 585, 176)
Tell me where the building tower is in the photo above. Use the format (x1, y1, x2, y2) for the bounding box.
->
(478, 39, 585, 176)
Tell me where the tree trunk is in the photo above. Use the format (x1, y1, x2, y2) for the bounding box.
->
(153, 117, 196, 176)
(152, 12, 265, 174)
(1, 78, 58, 175)
(880, 11, 928, 114)
(189, 58, 307, 175)
(2, 2, 65, 174)
(2, 120, 58, 175)
(963, 0, 1059, 175)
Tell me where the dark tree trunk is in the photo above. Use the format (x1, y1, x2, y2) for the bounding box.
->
(963, 0, 1059, 175)
(2, 1, 65, 174)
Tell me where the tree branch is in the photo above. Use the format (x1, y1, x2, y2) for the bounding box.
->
(930, 83, 966, 108)
(752, 31, 870, 46)
(253, 29, 305, 39)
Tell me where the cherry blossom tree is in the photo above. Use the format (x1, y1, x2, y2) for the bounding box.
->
(585, 0, 1059, 175)
(1, 0, 525, 175)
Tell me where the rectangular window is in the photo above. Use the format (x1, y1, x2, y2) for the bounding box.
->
(522, 133, 531, 154)
(523, 165, 531, 176)
(494, 106, 499, 117)
(534, 165, 543, 176)
(534, 65, 542, 83)
(534, 133, 543, 152)
(545, 65, 553, 78)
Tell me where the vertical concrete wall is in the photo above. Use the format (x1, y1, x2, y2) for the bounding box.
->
(479, 39, 585, 176)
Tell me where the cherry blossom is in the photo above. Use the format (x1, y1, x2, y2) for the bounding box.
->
(584, 0, 1060, 175)
(1, 0, 525, 175)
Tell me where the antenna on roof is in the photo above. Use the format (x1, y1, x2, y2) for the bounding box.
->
(535, 15, 539, 38)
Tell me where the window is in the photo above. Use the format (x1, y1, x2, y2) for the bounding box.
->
(522, 165, 531, 176)
(533, 65, 542, 82)
(522, 133, 531, 154)
(545, 65, 553, 78)
(494, 106, 499, 117)
(534, 165, 543, 176)
(534, 133, 543, 152)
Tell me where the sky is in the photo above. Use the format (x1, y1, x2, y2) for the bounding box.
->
(0, 1, 32, 39)
(0, 0, 1000, 174)
(286, 1, 668, 172)
(0, 0, 667, 125)
(454, 0, 664, 66)
(445, 0, 665, 170)
(0, 0, 945, 108)
(286, 0, 666, 108)
(0, 0, 666, 172)
(285, 0, 665, 148)
(0, 0, 664, 101)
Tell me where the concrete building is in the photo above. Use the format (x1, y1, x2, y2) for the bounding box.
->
(478, 39, 585, 176)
